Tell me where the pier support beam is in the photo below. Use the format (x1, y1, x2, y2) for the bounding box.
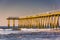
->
(54, 15, 59, 28)
(8, 20, 10, 28)
(18, 20, 20, 28)
(13, 20, 15, 28)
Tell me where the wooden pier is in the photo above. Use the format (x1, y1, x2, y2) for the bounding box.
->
(7, 11, 60, 29)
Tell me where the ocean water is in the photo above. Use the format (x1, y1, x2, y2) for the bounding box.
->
(0, 28, 60, 40)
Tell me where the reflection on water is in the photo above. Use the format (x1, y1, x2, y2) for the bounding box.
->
(0, 29, 60, 40)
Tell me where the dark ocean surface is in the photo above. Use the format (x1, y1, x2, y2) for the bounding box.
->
(0, 26, 60, 40)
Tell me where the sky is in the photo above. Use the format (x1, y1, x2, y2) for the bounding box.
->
(0, 0, 60, 26)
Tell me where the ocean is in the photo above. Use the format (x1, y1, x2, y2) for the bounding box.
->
(0, 26, 60, 40)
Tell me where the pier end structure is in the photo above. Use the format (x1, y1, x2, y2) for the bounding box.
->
(7, 17, 20, 28)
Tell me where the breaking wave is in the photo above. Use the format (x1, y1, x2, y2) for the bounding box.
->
(0, 29, 20, 35)
(0, 29, 60, 40)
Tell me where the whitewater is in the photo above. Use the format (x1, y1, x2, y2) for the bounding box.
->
(0, 28, 60, 40)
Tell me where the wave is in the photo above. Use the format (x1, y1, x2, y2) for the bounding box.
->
(0, 29, 60, 39)
(0, 29, 20, 35)
(0, 28, 50, 35)
(0, 28, 60, 35)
